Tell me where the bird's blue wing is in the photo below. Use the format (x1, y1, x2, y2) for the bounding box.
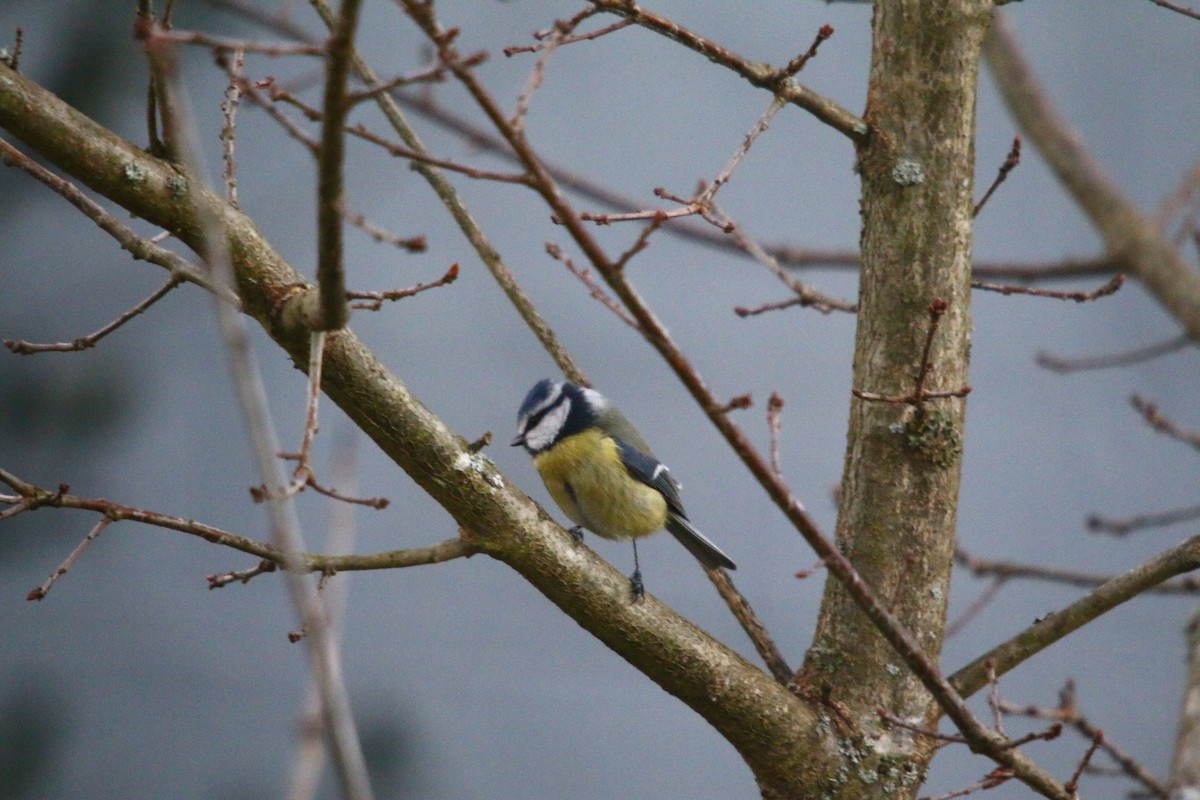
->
(614, 438, 686, 517)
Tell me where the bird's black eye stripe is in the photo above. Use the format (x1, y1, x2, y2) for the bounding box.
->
(522, 393, 567, 434)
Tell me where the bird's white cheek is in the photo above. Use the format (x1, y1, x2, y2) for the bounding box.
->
(523, 401, 569, 452)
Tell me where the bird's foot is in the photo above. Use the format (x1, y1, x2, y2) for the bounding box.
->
(628, 570, 645, 603)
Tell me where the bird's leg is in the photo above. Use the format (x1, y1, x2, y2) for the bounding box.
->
(629, 539, 645, 602)
(568, 525, 585, 543)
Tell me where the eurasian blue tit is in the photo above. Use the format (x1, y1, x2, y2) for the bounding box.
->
(511, 379, 735, 597)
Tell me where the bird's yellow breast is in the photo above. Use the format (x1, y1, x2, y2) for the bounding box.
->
(532, 429, 667, 540)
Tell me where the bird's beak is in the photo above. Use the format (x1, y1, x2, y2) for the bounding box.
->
(509, 433, 524, 447)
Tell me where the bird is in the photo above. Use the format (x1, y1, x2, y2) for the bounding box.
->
(511, 378, 735, 600)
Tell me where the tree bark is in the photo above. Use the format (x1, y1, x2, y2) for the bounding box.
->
(797, 2, 992, 797)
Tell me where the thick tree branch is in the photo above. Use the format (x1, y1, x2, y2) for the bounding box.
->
(950, 532, 1200, 698)
(0, 62, 829, 789)
(985, 11, 1200, 341)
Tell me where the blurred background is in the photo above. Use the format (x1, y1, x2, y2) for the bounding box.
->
(1, 2, 1197, 798)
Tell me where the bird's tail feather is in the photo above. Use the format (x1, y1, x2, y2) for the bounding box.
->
(665, 514, 736, 571)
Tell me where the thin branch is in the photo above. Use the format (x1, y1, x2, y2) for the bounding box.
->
(306, 0, 587, 386)
(346, 262, 460, 311)
(347, 122, 532, 184)
(27, 517, 112, 600)
(313, 0, 364, 332)
(5, 275, 183, 354)
(219, 47, 244, 207)
(546, 243, 638, 328)
(767, 392, 785, 479)
(1, 467, 469, 576)
(705, 569, 792, 684)
(1131, 394, 1200, 451)
(1000, 680, 1169, 799)
(973, 136, 1021, 218)
(140, 30, 373, 797)
(1147, 0, 1200, 20)
(1088, 503, 1200, 536)
(1036, 333, 1192, 373)
(955, 547, 1200, 595)
(950, 532, 1200, 698)
(971, 274, 1125, 302)
(985, 11, 1200, 341)
(150, 28, 327, 55)
(342, 208, 427, 251)
(0, 138, 236, 305)
(586, 0, 867, 141)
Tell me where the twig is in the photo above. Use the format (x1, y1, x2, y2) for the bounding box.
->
(5, 275, 183, 354)
(767, 392, 785, 478)
(346, 262, 460, 311)
(971, 274, 1124, 301)
(945, 578, 1007, 637)
(546, 242, 638, 327)
(0, 138, 236, 305)
(705, 569, 792, 684)
(955, 547, 1200, 595)
(585, 0, 868, 141)
(1036, 333, 1191, 373)
(313, 0, 363, 332)
(778, 24, 834, 78)
(921, 768, 1012, 800)
(1064, 730, 1103, 796)
(1147, 0, 1200, 20)
(950, 532, 1200, 698)
(150, 28, 326, 55)
(985, 11, 1200, 341)
(347, 122, 532, 183)
(999, 680, 1169, 799)
(219, 47, 244, 206)
(27, 517, 112, 600)
(140, 27, 374, 798)
(973, 136, 1021, 217)
(307, 0, 587, 386)
(1087, 503, 1200, 536)
(712, 202, 856, 315)
(342, 208, 427, 251)
(1131, 394, 1200, 451)
(852, 300, 970, 405)
(208, 558, 277, 588)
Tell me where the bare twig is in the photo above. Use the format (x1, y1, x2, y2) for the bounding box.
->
(950, 532, 1200, 698)
(140, 28, 373, 797)
(27, 517, 112, 600)
(346, 262, 460, 311)
(1147, 0, 1200, 20)
(767, 392, 785, 478)
(852, 299, 970, 405)
(342, 208, 427, 251)
(986, 12, 1200, 341)
(546, 243, 638, 328)
(972, 274, 1124, 302)
(705, 569, 792, 684)
(1036, 333, 1192, 373)
(973, 136, 1021, 217)
(150, 28, 326, 55)
(586, 0, 867, 141)
(955, 547, 1200, 595)
(5, 275, 183, 354)
(219, 47, 244, 206)
(1131, 394, 1200, 451)
(1087, 503, 1200, 536)
(313, 0, 364, 332)
(0, 138, 236, 305)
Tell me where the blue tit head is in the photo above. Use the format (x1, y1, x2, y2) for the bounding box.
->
(510, 379, 608, 454)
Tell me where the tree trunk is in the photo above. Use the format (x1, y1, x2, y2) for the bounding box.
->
(795, 2, 992, 797)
